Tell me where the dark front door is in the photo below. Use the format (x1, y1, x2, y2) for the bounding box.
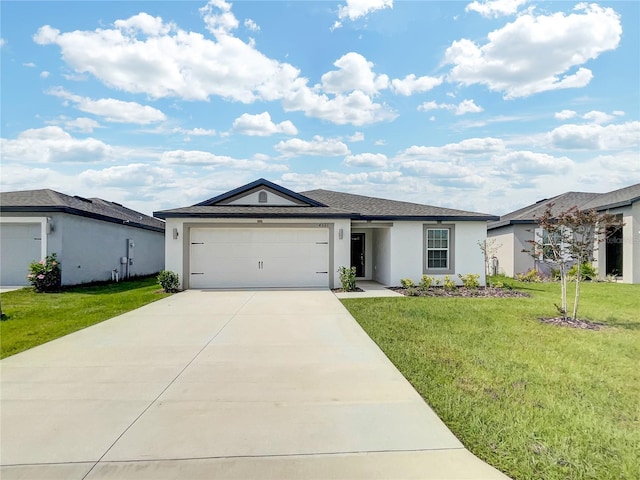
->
(605, 224, 623, 277)
(351, 233, 365, 277)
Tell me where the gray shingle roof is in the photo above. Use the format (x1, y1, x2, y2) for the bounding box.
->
(488, 183, 640, 230)
(302, 189, 498, 219)
(0, 189, 165, 232)
(154, 180, 498, 221)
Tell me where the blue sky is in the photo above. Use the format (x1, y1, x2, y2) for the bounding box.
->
(1, 0, 638, 216)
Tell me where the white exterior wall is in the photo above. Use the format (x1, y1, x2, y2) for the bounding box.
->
(388, 221, 488, 286)
(0, 213, 164, 286)
(488, 227, 514, 276)
(53, 214, 164, 285)
(165, 217, 351, 289)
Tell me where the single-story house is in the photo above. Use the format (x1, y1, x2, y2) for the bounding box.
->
(0, 189, 165, 286)
(153, 178, 498, 289)
(487, 183, 640, 283)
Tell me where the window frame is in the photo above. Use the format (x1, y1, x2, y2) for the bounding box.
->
(423, 225, 455, 274)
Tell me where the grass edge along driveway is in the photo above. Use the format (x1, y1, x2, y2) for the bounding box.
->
(342, 281, 640, 480)
(0, 276, 170, 359)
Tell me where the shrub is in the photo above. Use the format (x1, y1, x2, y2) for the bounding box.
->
(443, 275, 457, 291)
(515, 269, 544, 283)
(338, 266, 357, 291)
(419, 275, 434, 291)
(458, 273, 480, 289)
(157, 270, 180, 293)
(27, 254, 61, 292)
(400, 278, 415, 289)
(567, 262, 597, 281)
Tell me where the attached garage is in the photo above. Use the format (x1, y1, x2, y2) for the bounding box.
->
(0, 222, 44, 286)
(189, 227, 330, 288)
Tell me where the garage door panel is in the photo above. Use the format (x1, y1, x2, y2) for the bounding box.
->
(0, 223, 42, 286)
(189, 227, 329, 289)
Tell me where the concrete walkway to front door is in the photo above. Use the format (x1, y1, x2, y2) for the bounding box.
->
(1, 290, 509, 479)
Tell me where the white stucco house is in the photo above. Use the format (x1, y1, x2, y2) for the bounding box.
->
(487, 183, 640, 283)
(0, 189, 165, 287)
(153, 178, 498, 289)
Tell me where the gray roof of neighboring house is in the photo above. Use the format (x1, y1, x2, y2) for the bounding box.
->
(488, 183, 640, 230)
(154, 179, 498, 221)
(0, 189, 165, 232)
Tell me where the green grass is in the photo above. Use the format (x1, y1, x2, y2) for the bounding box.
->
(0, 276, 170, 359)
(342, 281, 640, 480)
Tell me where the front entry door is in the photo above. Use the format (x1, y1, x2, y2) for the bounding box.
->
(351, 233, 365, 277)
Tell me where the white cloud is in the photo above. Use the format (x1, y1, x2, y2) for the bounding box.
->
(47, 87, 166, 124)
(613, 110, 625, 117)
(200, 0, 239, 37)
(172, 127, 217, 136)
(232, 112, 297, 136)
(0, 126, 113, 163)
(417, 99, 483, 115)
(348, 132, 365, 142)
(23, 62, 36, 67)
(455, 99, 483, 115)
(114, 12, 173, 36)
(333, 0, 393, 29)
(160, 150, 288, 171)
(40, 71, 50, 78)
(283, 170, 402, 190)
(64, 117, 102, 133)
(493, 150, 574, 175)
(244, 19, 260, 32)
(555, 109, 577, 120)
(445, 4, 622, 98)
(582, 110, 614, 125)
(390, 74, 443, 96)
(548, 121, 640, 150)
(397, 137, 505, 160)
(283, 87, 397, 126)
(596, 152, 640, 174)
(274, 136, 350, 157)
(465, 0, 528, 18)
(79, 163, 174, 187)
(321, 52, 389, 95)
(344, 153, 388, 168)
(33, 11, 393, 126)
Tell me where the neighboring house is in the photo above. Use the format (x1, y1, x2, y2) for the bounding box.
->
(487, 183, 640, 283)
(0, 189, 165, 286)
(153, 178, 498, 289)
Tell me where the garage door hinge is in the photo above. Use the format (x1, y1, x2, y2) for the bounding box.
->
(316, 242, 328, 244)
(191, 242, 204, 245)
(191, 272, 204, 275)
(316, 271, 328, 274)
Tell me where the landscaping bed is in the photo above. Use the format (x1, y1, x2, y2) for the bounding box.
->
(388, 286, 529, 298)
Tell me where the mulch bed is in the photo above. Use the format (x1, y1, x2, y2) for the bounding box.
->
(537, 316, 605, 330)
(331, 287, 365, 293)
(388, 286, 530, 298)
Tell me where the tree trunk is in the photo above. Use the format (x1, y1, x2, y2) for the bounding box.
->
(560, 266, 568, 319)
(573, 259, 583, 321)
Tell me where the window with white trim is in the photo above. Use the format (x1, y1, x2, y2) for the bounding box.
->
(424, 225, 455, 274)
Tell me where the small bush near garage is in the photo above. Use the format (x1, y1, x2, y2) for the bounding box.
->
(27, 253, 61, 293)
(157, 270, 180, 293)
(338, 266, 357, 291)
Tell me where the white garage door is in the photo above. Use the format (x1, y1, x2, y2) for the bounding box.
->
(0, 223, 42, 286)
(189, 227, 330, 288)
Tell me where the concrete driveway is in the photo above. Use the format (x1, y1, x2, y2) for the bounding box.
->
(1, 290, 509, 479)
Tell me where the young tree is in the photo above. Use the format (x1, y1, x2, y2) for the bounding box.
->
(529, 204, 623, 321)
(478, 238, 502, 279)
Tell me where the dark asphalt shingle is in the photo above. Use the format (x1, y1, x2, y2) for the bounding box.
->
(0, 189, 165, 232)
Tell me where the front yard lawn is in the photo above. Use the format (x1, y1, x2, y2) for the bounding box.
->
(0, 276, 169, 359)
(342, 281, 640, 480)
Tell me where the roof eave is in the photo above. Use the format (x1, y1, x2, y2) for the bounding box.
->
(1, 206, 165, 233)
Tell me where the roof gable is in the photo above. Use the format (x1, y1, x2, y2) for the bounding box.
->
(194, 178, 326, 207)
